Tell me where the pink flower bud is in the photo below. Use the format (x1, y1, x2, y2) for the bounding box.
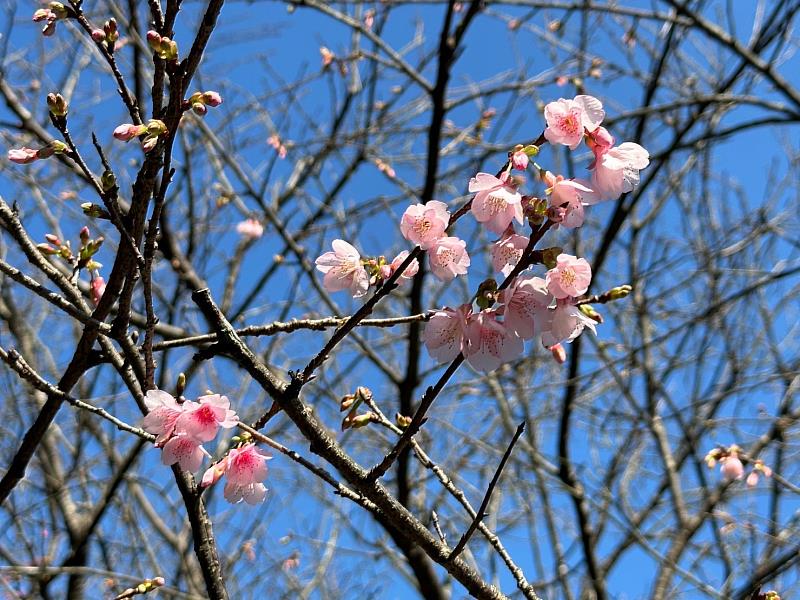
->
(511, 150, 529, 170)
(79, 226, 90, 242)
(32, 9, 54, 22)
(8, 148, 39, 164)
(45, 233, 61, 245)
(91, 28, 105, 42)
(113, 123, 144, 141)
(146, 30, 161, 45)
(720, 454, 744, 481)
(746, 471, 759, 487)
(202, 91, 223, 107)
(141, 135, 159, 152)
(191, 102, 207, 116)
(91, 276, 106, 305)
(550, 343, 567, 364)
(320, 46, 335, 67)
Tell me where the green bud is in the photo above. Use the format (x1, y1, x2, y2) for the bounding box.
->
(579, 304, 603, 324)
(81, 203, 111, 219)
(396, 414, 412, 429)
(541, 247, 563, 269)
(607, 284, 633, 300)
(101, 169, 116, 192)
(176, 372, 186, 396)
(47, 92, 68, 117)
(522, 144, 539, 157)
(475, 278, 498, 310)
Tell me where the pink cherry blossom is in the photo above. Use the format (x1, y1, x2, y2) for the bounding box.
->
(161, 435, 207, 472)
(399, 200, 450, 249)
(428, 236, 470, 281)
(142, 389, 184, 444)
(8, 148, 39, 164)
(91, 276, 106, 305)
(469, 173, 523, 234)
(385, 251, 419, 281)
(543, 95, 604, 149)
(546, 174, 593, 229)
(720, 453, 744, 481)
(175, 394, 238, 443)
(463, 310, 524, 372)
(746, 471, 760, 487)
(113, 123, 146, 141)
(588, 137, 650, 201)
(511, 150, 529, 170)
(315, 239, 369, 297)
(540, 300, 597, 347)
(222, 443, 271, 505)
(423, 304, 471, 363)
(546, 254, 592, 299)
(498, 275, 552, 339)
(236, 218, 264, 239)
(491, 229, 529, 276)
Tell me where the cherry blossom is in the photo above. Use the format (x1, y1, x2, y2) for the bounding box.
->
(8, 148, 40, 164)
(142, 389, 184, 444)
(221, 443, 272, 505)
(587, 129, 650, 201)
(498, 274, 552, 339)
(427, 236, 470, 281)
(469, 173, 523, 234)
(161, 435, 207, 472)
(549, 343, 567, 364)
(382, 251, 419, 281)
(175, 394, 238, 443)
(315, 239, 370, 297)
(491, 228, 529, 276)
(720, 452, 745, 481)
(546, 173, 593, 229)
(463, 310, 524, 372)
(423, 304, 471, 363)
(236, 219, 264, 239)
(546, 254, 592, 299)
(543, 95, 604, 149)
(541, 300, 597, 347)
(400, 200, 450, 249)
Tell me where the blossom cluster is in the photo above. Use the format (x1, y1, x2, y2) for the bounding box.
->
(314, 94, 648, 372)
(705, 445, 773, 488)
(142, 389, 270, 504)
(315, 240, 419, 298)
(424, 255, 596, 371)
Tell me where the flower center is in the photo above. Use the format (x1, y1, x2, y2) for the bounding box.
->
(483, 193, 508, 215)
(560, 268, 576, 286)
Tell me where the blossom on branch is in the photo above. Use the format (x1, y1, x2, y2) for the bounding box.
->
(427, 236, 470, 281)
(463, 310, 523, 372)
(423, 304, 471, 364)
(469, 172, 523, 234)
(543, 95, 604, 149)
(400, 200, 450, 249)
(202, 443, 271, 505)
(315, 239, 370, 297)
(545, 254, 592, 299)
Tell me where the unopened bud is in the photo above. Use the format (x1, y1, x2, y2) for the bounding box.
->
(49, 2, 68, 19)
(579, 304, 603, 324)
(350, 412, 375, 429)
(354, 386, 372, 403)
(176, 373, 186, 396)
(191, 101, 207, 116)
(541, 247, 563, 269)
(607, 284, 632, 300)
(100, 169, 116, 192)
(396, 414, 412, 429)
(47, 92, 68, 117)
(91, 28, 105, 42)
(45, 233, 61, 245)
(104, 18, 118, 42)
(79, 226, 90, 242)
(81, 203, 111, 219)
(475, 278, 498, 310)
(549, 343, 567, 364)
(37, 243, 58, 255)
(340, 393, 356, 412)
